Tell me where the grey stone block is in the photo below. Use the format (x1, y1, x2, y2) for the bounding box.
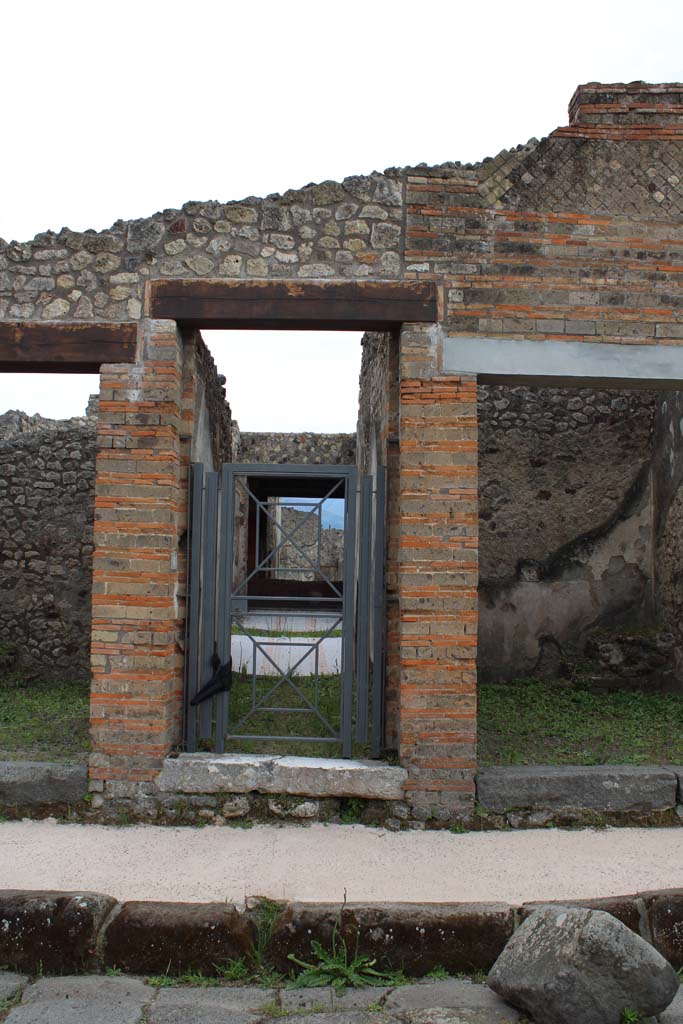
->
(156, 754, 407, 800)
(281, 988, 335, 1011)
(330, 988, 391, 1010)
(477, 764, 678, 814)
(0, 761, 87, 807)
(5, 976, 149, 1024)
(661, 987, 683, 1023)
(0, 972, 27, 1003)
(383, 980, 521, 1018)
(149, 988, 277, 1024)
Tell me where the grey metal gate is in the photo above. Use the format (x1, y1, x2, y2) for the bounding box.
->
(183, 463, 385, 758)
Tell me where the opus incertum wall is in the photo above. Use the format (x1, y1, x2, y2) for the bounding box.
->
(2, 81, 683, 819)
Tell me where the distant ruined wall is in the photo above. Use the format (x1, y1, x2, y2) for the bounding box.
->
(234, 431, 355, 465)
(270, 506, 345, 582)
(0, 408, 97, 679)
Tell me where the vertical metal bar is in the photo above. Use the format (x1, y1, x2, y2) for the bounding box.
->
(355, 476, 373, 743)
(340, 468, 357, 757)
(371, 467, 387, 758)
(199, 472, 219, 742)
(184, 463, 204, 753)
(215, 465, 234, 754)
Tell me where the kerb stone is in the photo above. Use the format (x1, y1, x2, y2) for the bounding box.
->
(477, 765, 678, 814)
(0, 762, 87, 807)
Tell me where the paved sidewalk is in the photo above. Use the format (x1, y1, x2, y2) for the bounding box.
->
(3, 820, 683, 904)
(1, 975, 682, 1024)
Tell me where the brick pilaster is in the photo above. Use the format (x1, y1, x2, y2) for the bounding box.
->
(89, 319, 185, 788)
(396, 324, 478, 818)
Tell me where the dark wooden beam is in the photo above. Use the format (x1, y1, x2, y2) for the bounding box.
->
(149, 279, 438, 330)
(0, 322, 138, 373)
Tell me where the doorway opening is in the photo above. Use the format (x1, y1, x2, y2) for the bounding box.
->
(182, 326, 387, 759)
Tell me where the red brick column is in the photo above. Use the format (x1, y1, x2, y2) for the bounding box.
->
(396, 324, 478, 819)
(89, 319, 185, 798)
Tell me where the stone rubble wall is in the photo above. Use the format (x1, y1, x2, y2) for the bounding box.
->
(0, 409, 97, 679)
(234, 431, 355, 465)
(0, 379, 669, 683)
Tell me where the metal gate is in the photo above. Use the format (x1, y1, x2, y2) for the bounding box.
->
(183, 463, 385, 758)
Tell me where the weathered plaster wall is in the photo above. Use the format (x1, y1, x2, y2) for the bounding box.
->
(477, 384, 658, 678)
(0, 406, 97, 679)
(653, 392, 683, 641)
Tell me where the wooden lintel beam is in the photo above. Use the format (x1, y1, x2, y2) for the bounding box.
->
(0, 322, 138, 373)
(149, 279, 438, 329)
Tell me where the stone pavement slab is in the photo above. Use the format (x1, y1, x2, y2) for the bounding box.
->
(384, 981, 522, 1019)
(149, 986, 279, 1024)
(662, 989, 683, 1022)
(0, 972, 27, 1004)
(5, 976, 149, 1024)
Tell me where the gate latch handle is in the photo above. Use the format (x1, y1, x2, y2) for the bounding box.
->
(190, 649, 233, 706)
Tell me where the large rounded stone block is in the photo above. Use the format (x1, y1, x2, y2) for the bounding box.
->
(488, 905, 679, 1024)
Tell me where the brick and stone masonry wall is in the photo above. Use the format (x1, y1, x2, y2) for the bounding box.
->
(4, 81, 683, 815)
(0, 407, 97, 679)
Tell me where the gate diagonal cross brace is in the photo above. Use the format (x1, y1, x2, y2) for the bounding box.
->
(230, 657, 338, 739)
(230, 617, 342, 735)
(232, 480, 343, 598)
(239, 481, 341, 593)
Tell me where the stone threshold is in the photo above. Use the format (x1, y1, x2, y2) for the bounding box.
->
(156, 753, 408, 800)
(1, 889, 683, 978)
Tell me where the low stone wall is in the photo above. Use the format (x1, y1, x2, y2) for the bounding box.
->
(2, 887, 683, 976)
(4, 755, 681, 833)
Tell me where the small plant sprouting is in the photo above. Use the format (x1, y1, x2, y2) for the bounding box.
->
(214, 957, 250, 982)
(287, 922, 397, 989)
(426, 965, 450, 980)
(339, 798, 365, 825)
(621, 1009, 641, 1024)
(248, 897, 285, 977)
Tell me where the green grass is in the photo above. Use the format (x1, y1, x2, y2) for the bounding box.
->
(479, 677, 683, 766)
(0, 676, 90, 763)
(232, 625, 343, 639)
(221, 669, 367, 759)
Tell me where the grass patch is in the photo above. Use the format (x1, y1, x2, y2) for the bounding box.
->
(232, 625, 343, 639)
(220, 671, 370, 759)
(479, 677, 683, 766)
(0, 676, 90, 762)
